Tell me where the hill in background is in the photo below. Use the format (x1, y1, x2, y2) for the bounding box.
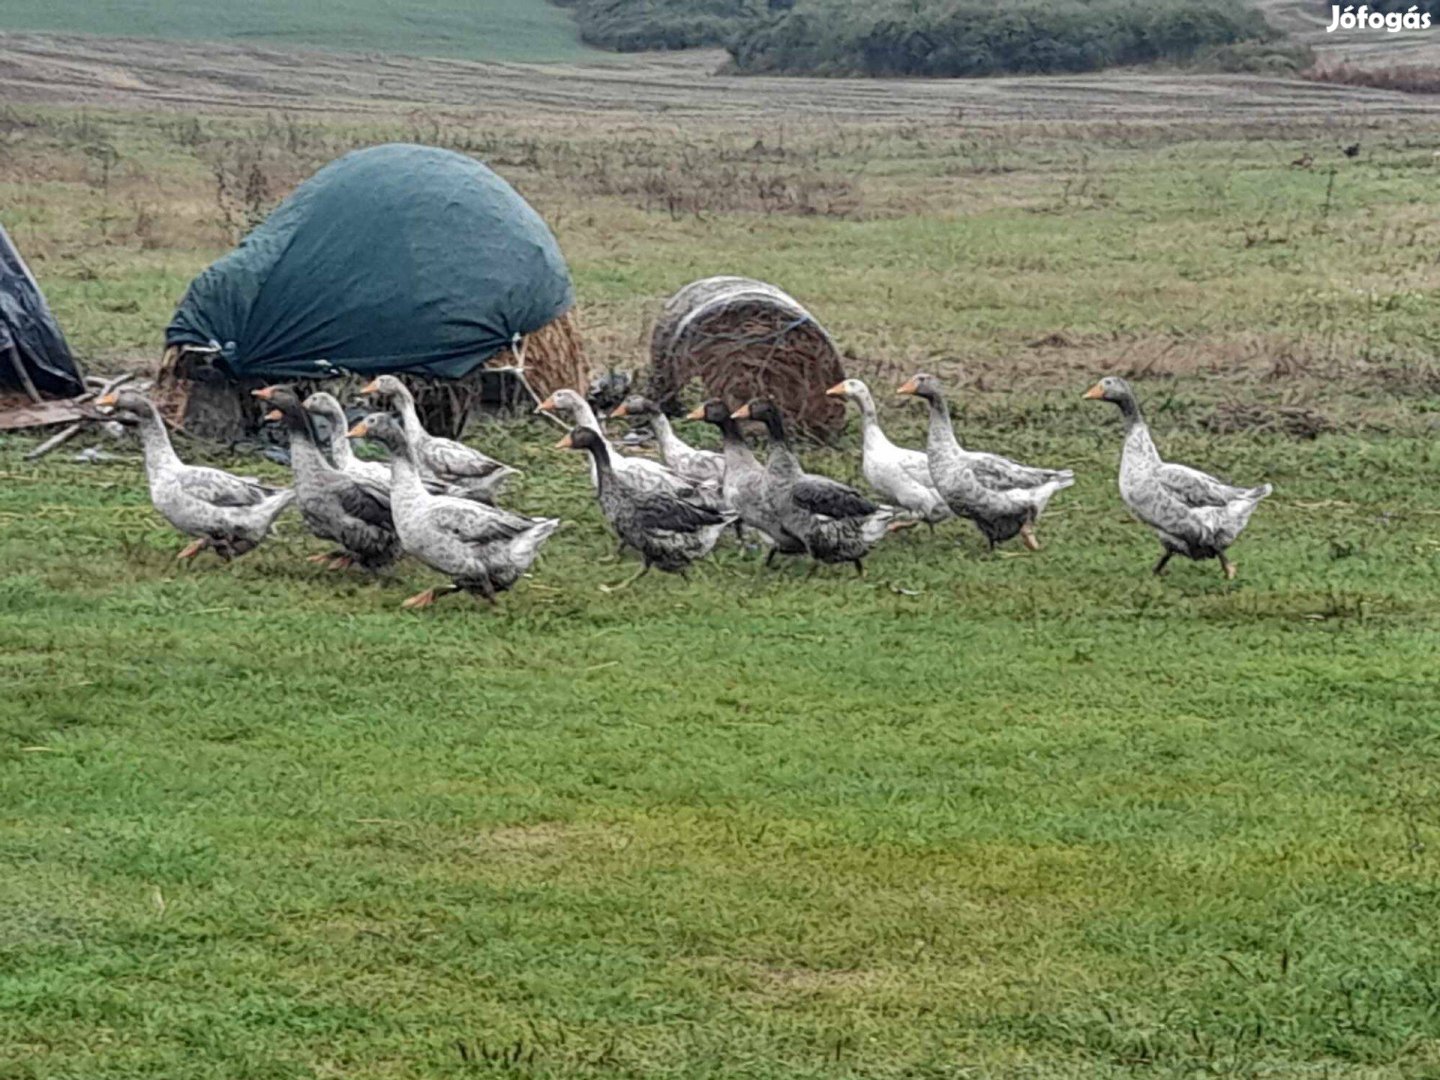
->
(562, 0, 1315, 76)
(0, 0, 601, 63)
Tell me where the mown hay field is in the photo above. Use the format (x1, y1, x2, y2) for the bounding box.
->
(3, 70, 1440, 1078)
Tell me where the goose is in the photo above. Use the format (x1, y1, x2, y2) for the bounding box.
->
(1084, 376, 1272, 579)
(732, 399, 896, 575)
(536, 388, 716, 501)
(347, 412, 559, 608)
(610, 395, 725, 488)
(97, 389, 294, 561)
(826, 378, 952, 528)
(897, 373, 1073, 551)
(685, 398, 803, 562)
(359, 375, 514, 498)
(255, 386, 400, 572)
(557, 426, 736, 591)
(303, 391, 515, 503)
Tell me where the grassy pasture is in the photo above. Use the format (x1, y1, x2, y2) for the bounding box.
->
(3, 92, 1440, 1078)
(0, 0, 598, 62)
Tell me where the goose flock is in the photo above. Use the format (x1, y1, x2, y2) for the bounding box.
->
(93, 372, 1273, 607)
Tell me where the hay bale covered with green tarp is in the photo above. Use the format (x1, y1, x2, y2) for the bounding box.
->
(162, 143, 581, 437)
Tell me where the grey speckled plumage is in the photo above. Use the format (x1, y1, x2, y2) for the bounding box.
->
(612, 395, 726, 488)
(303, 391, 515, 504)
(260, 388, 400, 571)
(899, 373, 1073, 550)
(737, 399, 897, 571)
(540, 389, 723, 510)
(351, 412, 558, 606)
(686, 399, 804, 559)
(560, 426, 735, 582)
(1085, 376, 1271, 578)
(827, 378, 952, 527)
(101, 389, 294, 560)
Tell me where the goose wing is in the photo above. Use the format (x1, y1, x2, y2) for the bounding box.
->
(629, 488, 727, 534)
(335, 477, 393, 527)
(1155, 463, 1250, 508)
(793, 475, 878, 520)
(421, 436, 503, 480)
(176, 466, 273, 508)
(970, 453, 1069, 491)
(422, 501, 531, 546)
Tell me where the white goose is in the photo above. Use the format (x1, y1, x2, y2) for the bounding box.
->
(1084, 376, 1271, 579)
(98, 389, 294, 560)
(609, 395, 725, 488)
(826, 378, 951, 528)
(537, 389, 716, 502)
(360, 375, 515, 498)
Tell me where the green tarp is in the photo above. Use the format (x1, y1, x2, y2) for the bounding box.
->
(166, 144, 574, 381)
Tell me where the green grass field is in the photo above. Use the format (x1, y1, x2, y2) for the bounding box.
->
(4, 96, 1440, 1077)
(0, 0, 598, 62)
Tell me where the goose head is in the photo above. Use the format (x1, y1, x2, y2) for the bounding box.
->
(731, 398, 787, 442)
(358, 374, 410, 407)
(302, 391, 348, 427)
(1082, 375, 1135, 406)
(825, 378, 869, 401)
(685, 399, 735, 427)
(554, 424, 609, 463)
(252, 385, 306, 428)
(536, 388, 587, 418)
(347, 411, 408, 454)
(94, 388, 152, 426)
(895, 372, 943, 402)
(609, 395, 662, 420)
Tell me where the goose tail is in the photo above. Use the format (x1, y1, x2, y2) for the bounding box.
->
(860, 507, 901, 545)
(1030, 475, 1073, 520)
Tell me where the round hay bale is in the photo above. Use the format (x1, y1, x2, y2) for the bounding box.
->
(646, 277, 846, 441)
(153, 310, 589, 442)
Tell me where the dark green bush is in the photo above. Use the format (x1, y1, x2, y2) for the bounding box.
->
(567, 0, 761, 51)
(725, 0, 1287, 77)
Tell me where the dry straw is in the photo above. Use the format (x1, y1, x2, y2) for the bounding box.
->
(154, 309, 590, 440)
(646, 277, 846, 441)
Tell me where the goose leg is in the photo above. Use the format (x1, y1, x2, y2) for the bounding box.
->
(852, 559, 865, 577)
(326, 555, 355, 571)
(1219, 553, 1237, 581)
(600, 564, 651, 593)
(1019, 522, 1041, 552)
(1152, 551, 1173, 576)
(401, 584, 460, 610)
(764, 548, 779, 569)
(177, 538, 209, 560)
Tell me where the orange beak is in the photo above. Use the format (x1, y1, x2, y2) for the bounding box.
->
(684, 405, 706, 421)
(360, 379, 381, 395)
(251, 386, 277, 401)
(825, 382, 847, 397)
(96, 392, 118, 408)
(555, 432, 574, 449)
(896, 378, 919, 396)
(1082, 382, 1106, 400)
(609, 403, 630, 418)
(348, 420, 369, 438)
(731, 403, 753, 421)
(536, 394, 557, 413)
(264, 409, 283, 422)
